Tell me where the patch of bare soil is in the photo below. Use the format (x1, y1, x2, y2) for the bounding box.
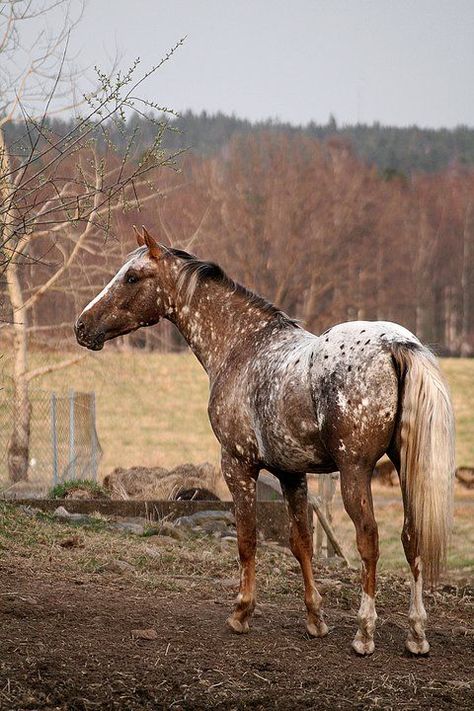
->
(0, 558, 473, 711)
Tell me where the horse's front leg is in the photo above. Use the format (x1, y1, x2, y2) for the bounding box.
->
(221, 449, 258, 634)
(279, 472, 328, 638)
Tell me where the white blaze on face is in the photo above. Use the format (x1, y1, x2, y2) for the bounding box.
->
(80, 257, 135, 316)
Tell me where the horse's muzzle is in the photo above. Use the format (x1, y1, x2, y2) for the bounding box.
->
(74, 318, 105, 351)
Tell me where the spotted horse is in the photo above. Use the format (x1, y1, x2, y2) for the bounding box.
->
(75, 226, 455, 656)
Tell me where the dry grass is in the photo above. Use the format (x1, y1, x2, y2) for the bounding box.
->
(2, 350, 472, 475)
(0, 349, 473, 576)
(311, 480, 474, 578)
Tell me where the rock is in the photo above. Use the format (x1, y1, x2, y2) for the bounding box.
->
(105, 559, 135, 574)
(175, 509, 235, 528)
(131, 628, 158, 640)
(112, 519, 146, 535)
(53, 506, 71, 518)
(52, 507, 93, 524)
(201, 519, 231, 535)
(152, 521, 186, 540)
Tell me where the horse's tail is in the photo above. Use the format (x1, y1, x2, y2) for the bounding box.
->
(391, 342, 455, 586)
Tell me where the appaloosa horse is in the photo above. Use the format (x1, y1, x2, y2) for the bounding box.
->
(75, 227, 455, 656)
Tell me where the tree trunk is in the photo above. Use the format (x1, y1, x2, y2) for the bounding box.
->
(7, 257, 31, 482)
(1, 127, 32, 481)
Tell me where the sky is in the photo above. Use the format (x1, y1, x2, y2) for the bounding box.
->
(22, 0, 474, 128)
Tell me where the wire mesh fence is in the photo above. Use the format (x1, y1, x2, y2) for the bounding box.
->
(0, 388, 102, 497)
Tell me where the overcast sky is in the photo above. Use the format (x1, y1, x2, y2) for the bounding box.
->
(56, 0, 474, 128)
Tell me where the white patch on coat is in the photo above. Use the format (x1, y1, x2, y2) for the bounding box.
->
(81, 257, 135, 314)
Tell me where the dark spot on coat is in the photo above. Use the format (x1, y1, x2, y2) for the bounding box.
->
(365, 339, 370, 345)
(361, 329, 366, 333)
(348, 365, 352, 372)
(324, 355, 328, 359)
(356, 340, 360, 345)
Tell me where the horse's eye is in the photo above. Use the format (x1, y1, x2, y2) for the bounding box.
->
(126, 273, 139, 284)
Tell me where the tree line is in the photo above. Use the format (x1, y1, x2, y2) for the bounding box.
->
(4, 110, 474, 175)
(10, 128, 473, 358)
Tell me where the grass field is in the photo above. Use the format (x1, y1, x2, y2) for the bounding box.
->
(3, 350, 472, 474)
(1, 348, 473, 576)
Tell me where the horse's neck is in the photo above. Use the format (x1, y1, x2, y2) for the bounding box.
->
(169, 281, 271, 376)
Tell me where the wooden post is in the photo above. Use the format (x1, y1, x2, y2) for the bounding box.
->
(309, 487, 351, 568)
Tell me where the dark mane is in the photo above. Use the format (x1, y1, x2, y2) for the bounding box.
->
(127, 244, 299, 327)
(168, 247, 299, 328)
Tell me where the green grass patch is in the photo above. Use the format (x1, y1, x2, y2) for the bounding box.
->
(49, 478, 108, 499)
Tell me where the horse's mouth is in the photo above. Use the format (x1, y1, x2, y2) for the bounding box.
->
(75, 330, 105, 351)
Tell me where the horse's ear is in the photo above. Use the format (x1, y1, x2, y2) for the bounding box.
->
(141, 225, 162, 259)
(133, 225, 145, 247)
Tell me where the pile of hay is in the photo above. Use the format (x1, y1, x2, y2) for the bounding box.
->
(102, 462, 223, 501)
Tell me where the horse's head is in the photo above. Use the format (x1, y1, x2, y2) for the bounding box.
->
(74, 226, 166, 350)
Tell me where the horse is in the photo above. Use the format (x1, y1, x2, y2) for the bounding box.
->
(75, 226, 455, 656)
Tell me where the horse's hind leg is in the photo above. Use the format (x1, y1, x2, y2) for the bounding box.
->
(401, 515, 430, 654)
(279, 473, 328, 638)
(221, 450, 258, 634)
(339, 465, 379, 655)
(388, 446, 430, 655)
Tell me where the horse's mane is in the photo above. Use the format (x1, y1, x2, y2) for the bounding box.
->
(130, 245, 299, 328)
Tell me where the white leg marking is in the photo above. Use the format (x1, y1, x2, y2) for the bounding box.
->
(406, 558, 430, 655)
(352, 592, 377, 655)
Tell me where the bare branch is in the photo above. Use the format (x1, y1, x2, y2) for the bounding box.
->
(27, 353, 86, 382)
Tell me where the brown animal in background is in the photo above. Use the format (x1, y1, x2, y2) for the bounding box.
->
(75, 226, 455, 656)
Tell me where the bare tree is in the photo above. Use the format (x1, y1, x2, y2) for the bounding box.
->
(0, 1, 183, 482)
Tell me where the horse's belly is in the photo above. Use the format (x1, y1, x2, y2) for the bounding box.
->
(255, 408, 331, 473)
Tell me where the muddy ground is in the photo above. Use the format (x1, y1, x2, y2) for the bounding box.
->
(0, 506, 473, 710)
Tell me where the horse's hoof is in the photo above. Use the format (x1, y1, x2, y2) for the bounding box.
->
(226, 616, 250, 634)
(306, 620, 329, 638)
(405, 637, 430, 655)
(352, 638, 375, 656)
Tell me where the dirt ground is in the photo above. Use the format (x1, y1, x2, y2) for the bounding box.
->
(0, 507, 473, 710)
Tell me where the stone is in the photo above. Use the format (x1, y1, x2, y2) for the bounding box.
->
(175, 509, 235, 528)
(111, 519, 146, 535)
(52, 507, 93, 524)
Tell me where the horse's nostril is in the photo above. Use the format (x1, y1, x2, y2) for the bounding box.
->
(75, 319, 85, 334)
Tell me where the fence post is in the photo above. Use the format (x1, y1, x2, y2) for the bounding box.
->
(69, 390, 75, 481)
(90, 392, 97, 482)
(51, 393, 58, 486)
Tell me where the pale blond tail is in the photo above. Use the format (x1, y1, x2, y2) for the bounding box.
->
(391, 343, 455, 586)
